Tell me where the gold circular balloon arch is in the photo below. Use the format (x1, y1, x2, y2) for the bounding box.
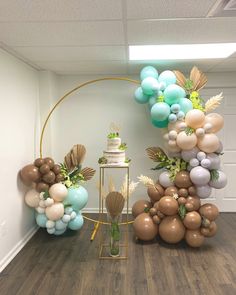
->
(39, 77, 140, 240)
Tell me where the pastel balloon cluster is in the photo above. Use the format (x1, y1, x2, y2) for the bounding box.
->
(134, 66, 193, 128)
(24, 182, 88, 235)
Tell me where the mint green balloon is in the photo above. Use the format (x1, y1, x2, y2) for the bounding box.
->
(63, 186, 88, 212)
(68, 214, 84, 230)
(179, 98, 193, 114)
(134, 87, 149, 104)
(151, 102, 170, 121)
(158, 70, 176, 86)
(141, 77, 158, 95)
(148, 96, 157, 108)
(140, 66, 158, 80)
(164, 84, 186, 105)
(151, 118, 168, 128)
(36, 213, 48, 228)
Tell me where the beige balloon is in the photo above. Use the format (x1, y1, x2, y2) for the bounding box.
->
(45, 203, 64, 221)
(185, 109, 205, 129)
(49, 183, 68, 202)
(25, 189, 40, 208)
(176, 131, 197, 150)
(205, 113, 224, 133)
(168, 121, 183, 132)
(197, 133, 219, 153)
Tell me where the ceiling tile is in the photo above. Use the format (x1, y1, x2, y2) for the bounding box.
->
(0, 21, 125, 46)
(0, 0, 122, 21)
(35, 60, 127, 75)
(127, 18, 236, 44)
(126, 0, 217, 19)
(12, 46, 126, 61)
(208, 58, 236, 72)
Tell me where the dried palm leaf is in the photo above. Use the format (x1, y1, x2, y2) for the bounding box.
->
(108, 176, 116, 192)
(137, 175, 155, 189)
(80, 167, 96, 181)
(146, 147, 167, 162)
(205, 92, 223, 113)
(197, 72, 207, 91)
(105, 192, 125, 218)
(190, 66, 201, 88)
(173, 70, 186, 88)
(64, 153, 72, 171)
(73, 144, 86, 166)
(120, 174, 138, 198)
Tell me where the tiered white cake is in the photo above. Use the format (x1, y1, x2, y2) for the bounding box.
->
(103, 136, 126, 164)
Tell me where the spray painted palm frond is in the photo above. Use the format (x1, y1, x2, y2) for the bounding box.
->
(146, 147, 167, 162)
(137, 175, 155, 189)
(205, 92, 223, 113)
(80, 167, 96, 181)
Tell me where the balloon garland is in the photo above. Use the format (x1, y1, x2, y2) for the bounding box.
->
(132, 66, 226, 247)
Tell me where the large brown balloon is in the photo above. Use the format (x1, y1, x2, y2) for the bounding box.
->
(183, 211, 202, 230)
(174, 171, 192, 188)
(185, 229, 205, 247)
(42, 171, 56, 184)
(186, 196, 201, 211)
(200, 221, 217, 237)
(132, 200, 152, 218)
(39, 164, 50, 174)
(147, 184, 164, 202)
(52, 164, 61, 175)
(164, 186, 178, 197)
(36, 182, 49, 192)
(158, 196, 179, 216)
(159, 215, 185, 243)
(44, 157, 55, 169)
(20, 164, 41, 185)
(199, 203, 219, 221)
(133, 213, 158, 241)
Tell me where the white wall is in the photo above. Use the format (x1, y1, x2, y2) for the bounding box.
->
(0, 48, 39, 271)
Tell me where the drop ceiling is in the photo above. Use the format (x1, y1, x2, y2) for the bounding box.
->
(0, 0, 236, 75)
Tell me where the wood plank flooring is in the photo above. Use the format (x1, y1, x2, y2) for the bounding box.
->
(0, 213, 236, 295)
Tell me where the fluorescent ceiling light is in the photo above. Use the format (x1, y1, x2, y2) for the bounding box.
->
(129, 43, 236, 60)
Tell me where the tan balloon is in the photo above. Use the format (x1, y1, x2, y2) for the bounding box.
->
(200, 221, 217, 237)
(178, 188, 188, 197)
(20, 164, 41, 185)
(186, 196, 201, 211)
(36, 182, 49, 193)
(168, 120, 183, 132)
(176, 131, 197, 150)
(188, 186, 197, 196)
(185, 109, 205, 129)
(199, 203, 219, 221)
(185, 229, 205, 247)
(159, 215, 185, 244)
(132, 200, 152, 218)
(49, 183, 68, 202)
(178, 197, 187, 205)
(205, 113, 224, 133)
(183, 211, 202, 230)
(158, 196, 179, 216)
(45, 203, 64, 221)
(147, 184, 164, 202)
(174, 171, 192, 188)
(25, 189, 40, 208)
(133, 213, 158, 241)
(164, 186, 178, 197)
(197, 133, 219, 153)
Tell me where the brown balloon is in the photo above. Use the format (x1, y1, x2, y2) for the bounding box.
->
(183, 211, 202, 230)
(52, 164, 61, 175)
(152, 215, 161, 224)
(199, 203, 219, 221)
(201, 217, 211, 228)
(153, 201, 159, 211)
(157, 211, 165, 219)
(186, 196, 201, 211)
(185, 203, 194, 212)
(36, 182, 49, 192)
(133, 213, 158, 241)
(159, 215, 185, 243)
(39, 164, 50, 174)
(178, 197, 187, 205)
(147, 184, 164, 202)
(132, 200, 152, 218)
(44, 157, 55, 169)
(178, 188, 188, 198)
(158, 196, 179, 216)
(185, 229, 205, 247)
(56, 174, 64, 183)
(149, 207, 157, 216)
(20, 164, 41, 185)
(200, 222, 217, 237)
(174, 171, 192, 188)
(164, 186, 178, 197)
(34, 158, 44, 167)
(42, 171, 56, 184)
(188, 186, 197, 196)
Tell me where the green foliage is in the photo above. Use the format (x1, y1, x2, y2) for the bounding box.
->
(59, 163, 84, 188)
(210, 169, 219, 181)
(144, 207, 150, 213)
(184, 79, 194, 93)
(189, 91, 205, 111)
(110, 221, 120, 256)
(178, 204, 187, 220)
(157, 94, 164, 102)
(43, 190, 50, 200)
(98, 157, 107, 164)
(185, 127, 195, 136)
(125, 157, 131, 163)
(119, 142, 127, 150)
(107, 132, 119, 139)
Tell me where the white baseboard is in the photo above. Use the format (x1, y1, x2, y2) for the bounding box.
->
(0, 225, 38, 273)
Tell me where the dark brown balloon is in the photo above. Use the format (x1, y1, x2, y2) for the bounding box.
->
(36, 182, 49, 192)
(174, 171, 192, 188)
(158, 196, 178, 216)
(34, 158, 45, 167)
(152, 215, 161, 224)
(133, 213, 158, 241)
(183, 211, 202, 230)
(39, 164, 50, 174)
(178, 188, 188, 198)
(188, 186, 197, 196)
(185, 229, 205, 247)
(20, 164, 41, 185)
(149, 207, 157, 216)
(164, 186, 178, 197)
(132, 200, 152, 218)
(44, 157, 55, 169)
(42, 171, 56, 184)
(199, 203, 219, 221)
(159, 215, 185, 244)
(56, 174, 64, 183)
(200, 222, 217, 237)
(185, 203, 194, 212)
(186, 196, 201, 211)
(52, 164, 61, 175)
(147, 184, 164, 202)
(178, 197, 187, 205)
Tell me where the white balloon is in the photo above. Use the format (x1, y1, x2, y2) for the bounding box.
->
(196, 185, 212, 199)
(179, 122, 187, 130)
(25, 189, 40, 208)
(169, 130, 178, 140)
(181, 147, 199, 162)
(189, 158, 199, 167)
(36, 206, 45, 214)
(209, 171, 227, 189)
(46, 220, 55, 229)
(39, 200, 46, 208)
(207, 153, 221, 170)
(70, 211, 77, 220)
(45, 198, 54, 207)
(196, 128, 205, 137)
(190, 166, 211, 186)
(158, 171, 174, 188)
(47, 228, 56, 234)
(197, 151, 206, 161)
(62, 214, 71, 223)
(201, 158, 211, 168)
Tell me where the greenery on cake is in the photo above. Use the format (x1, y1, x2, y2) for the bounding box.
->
(119, 143, 127, 150)
(98, 156, 108, 164)
(107, 132, 119, 139)
(125, 157, 131, 163)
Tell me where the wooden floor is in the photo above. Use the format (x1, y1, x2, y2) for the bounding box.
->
(0, 213, 236, 295)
